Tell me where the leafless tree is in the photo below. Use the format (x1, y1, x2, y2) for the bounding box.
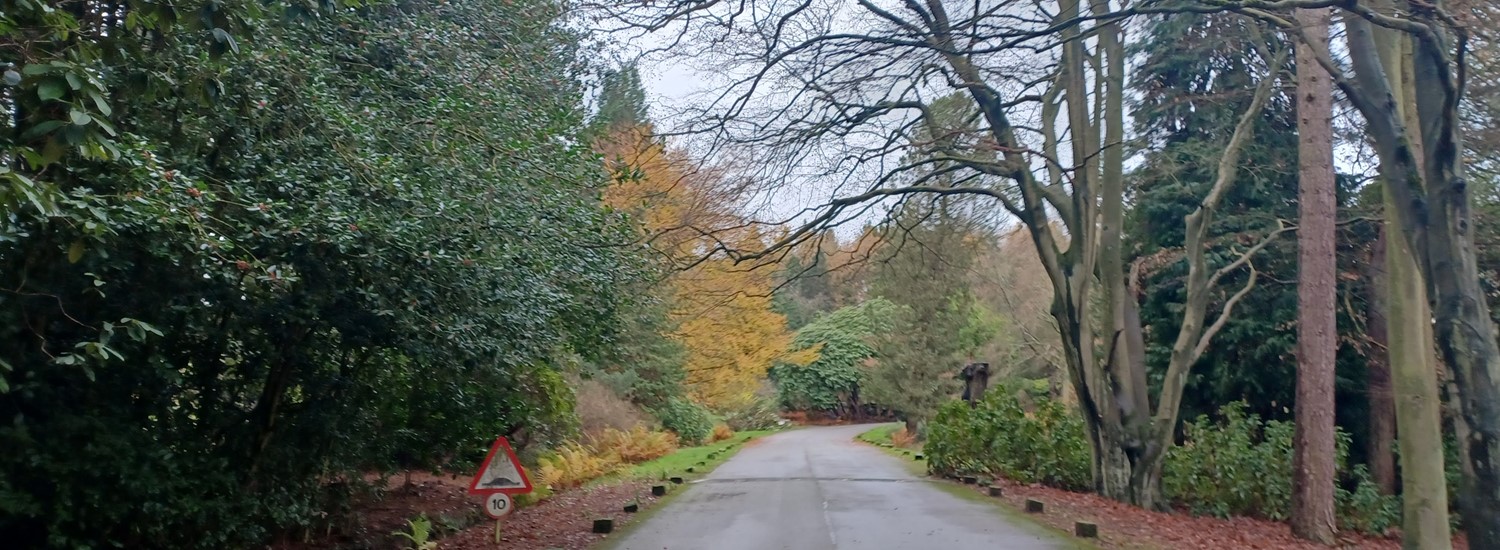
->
(595, 0, 1500, 537)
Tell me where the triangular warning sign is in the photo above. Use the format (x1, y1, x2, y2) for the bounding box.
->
(468, 436, 533, 495)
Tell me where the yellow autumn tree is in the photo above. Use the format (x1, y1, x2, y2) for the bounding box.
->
(598, 124, 811, 410)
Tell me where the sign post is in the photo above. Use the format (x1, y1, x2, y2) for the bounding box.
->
(469, 436, 533, 544)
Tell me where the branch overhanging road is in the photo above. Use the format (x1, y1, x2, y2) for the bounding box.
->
(605, 424, 1068, 550)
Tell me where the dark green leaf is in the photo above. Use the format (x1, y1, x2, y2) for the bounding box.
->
(211, 28, 240, 54)
(20, 120, 66, 140)
(88, 91, 113, 116)
(37, 79, 65, 101)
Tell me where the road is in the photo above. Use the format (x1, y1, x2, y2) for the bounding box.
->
(606, 424, 1068, 550)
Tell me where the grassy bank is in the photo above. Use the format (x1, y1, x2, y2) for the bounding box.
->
(855, 423, 902, 447)
(626, 429, 776, 481)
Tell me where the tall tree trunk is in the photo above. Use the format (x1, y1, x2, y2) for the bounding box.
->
(1360, 12, 1455, 548)
(1054, 0, 1133, 504)
(1290, 9, 1339, 542)
(1087, 0, 1154, 507)
(932, 0, 1279, 512)
(1409, 9, 1500, 543)
(1323, 7, 1499, 542)
(1365, 228, 1398, 495)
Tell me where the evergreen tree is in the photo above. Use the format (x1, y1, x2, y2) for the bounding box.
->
(772, 231, 842, 330)
(1125, 13, 1372, 427)
(866, 199, 976, 434)
(595, 64, 650, 132)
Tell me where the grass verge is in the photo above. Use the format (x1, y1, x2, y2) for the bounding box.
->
(625, 429, 774, 481)
(855, 423, 901, 446)
(855, 423, 926, 475)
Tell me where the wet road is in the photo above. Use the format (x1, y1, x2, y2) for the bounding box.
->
(605, 424, 1067, 550)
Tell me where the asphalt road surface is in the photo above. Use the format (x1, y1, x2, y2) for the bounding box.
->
(606, 424, 1068, 550)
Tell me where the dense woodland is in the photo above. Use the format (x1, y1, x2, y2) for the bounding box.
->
(2, 0, 1499, 548)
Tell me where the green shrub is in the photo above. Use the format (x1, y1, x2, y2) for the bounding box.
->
(1336, 465, 1401, 535)
(1164, 402, 1295, 519)
(722, 397, 783, 431)
(655, 398, 714, 445)
(925, 387, 1091, 491)
(1163, 402, 1401, 534)
(928, 396, 1400, 535)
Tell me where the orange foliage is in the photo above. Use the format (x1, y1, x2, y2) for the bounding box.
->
(709, 424, 735, 443)
(538, 427, 681, 490)
(599, 124, 808, 410)
(592, 426, 679, 463)
(537, 442, 621, 490)
(891, 427, 918, 448)
(670, 233, 813, 409)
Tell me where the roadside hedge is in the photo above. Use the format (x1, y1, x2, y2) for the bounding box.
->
(925, 392, 1401, 534)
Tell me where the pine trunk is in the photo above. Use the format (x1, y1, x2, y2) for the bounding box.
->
(1290, 9, 1338, 542)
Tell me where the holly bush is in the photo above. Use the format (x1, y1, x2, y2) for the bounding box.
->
(1165, 402, 1401, 533)
(924, 387, 1091, 491)
(0, 0, 644, 546)
(655, 397, 715, 446)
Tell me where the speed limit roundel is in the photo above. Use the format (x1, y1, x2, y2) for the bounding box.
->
(483, 492, 513, 519)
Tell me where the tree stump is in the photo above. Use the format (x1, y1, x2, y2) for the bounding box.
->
(623, 503, 639, 513)
(960, 362, 991, 407)
(1025, 499, 1044, 513)
(988, 486, 1003, 497)
(651, 485, 667, 496)
(1074, 521, 1098, 538)
(592, 519, 614, 534)
(670, 476, 684, 484)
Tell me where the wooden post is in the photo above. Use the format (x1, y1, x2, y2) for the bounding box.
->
(988, 486, 1003, 497)
(592, 519, 614, 533)
(1025, 499, 1044, 513)
(1074, 521, 1098, 538)
(651, 485, 666, 496)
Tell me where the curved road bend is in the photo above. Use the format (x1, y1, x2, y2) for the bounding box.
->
(605, 424, 1068, 550)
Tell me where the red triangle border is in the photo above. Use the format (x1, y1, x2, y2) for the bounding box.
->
(468, 436, 534, 495)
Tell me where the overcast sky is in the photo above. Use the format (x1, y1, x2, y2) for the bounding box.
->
(603, 17, 1376, 245)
